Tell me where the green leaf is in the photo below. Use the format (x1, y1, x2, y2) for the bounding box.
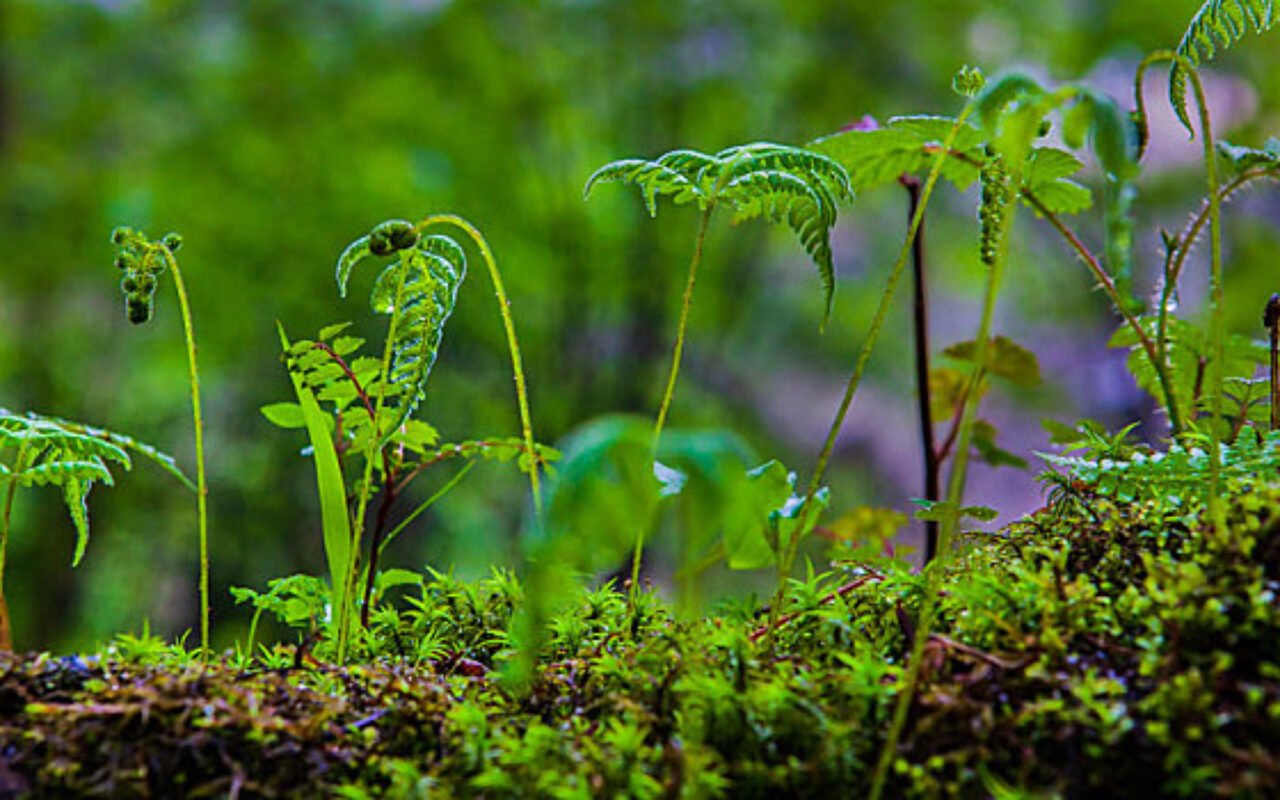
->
(809, 115, 984, 191)
(541, 416, 662, 571)
(1024, 147, 1093, 214)
(912, 499, 998, 524)
(277, 323, 353, 629)
(63, 479, 91, 567)
(943, 336, 1042, 387)
(260, 402, 307, 429)
(972, 419, 1029, 469)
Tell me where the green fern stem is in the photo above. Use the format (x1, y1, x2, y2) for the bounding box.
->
(0, 437, 31, 650)
(157, 246, 211, 656)
(766, 108, 975, 645)
(337, 249, 413, 662)
(1156, 167, 1272, 424)
(626, 205, 715, 597)
(868, 155, 1020, 800)
(1141, 50, 1225, 528)
(414, 214, 543, 521)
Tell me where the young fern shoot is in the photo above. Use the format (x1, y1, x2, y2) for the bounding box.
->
(111, 226, 212, 654)
(585, 142, 852, 590)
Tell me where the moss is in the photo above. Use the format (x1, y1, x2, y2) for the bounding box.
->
(2, 483, 1279, 798)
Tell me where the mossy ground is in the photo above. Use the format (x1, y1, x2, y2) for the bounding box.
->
(2, 481, 1278, 799)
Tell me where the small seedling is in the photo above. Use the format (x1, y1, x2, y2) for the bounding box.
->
(585, 141, 852, 592)
(110, 226, 211, 654)
(269, 216, 555, 662)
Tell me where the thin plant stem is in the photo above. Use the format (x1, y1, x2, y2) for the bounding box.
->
(767, 107, 975, 644)
(629, 205, 714, 597)
(0, 438, 30, 651)
(378, 461, 475, 561)
(1158, 168, 1271, 389)
(1139, 50, 1224, 528)
(901, 176, 940, 563)
(415, 215, 543, 520)
(1266, 294, 1279, 431)
(157, 246, 211, 656)
(870, 152, 1021, 800)
(1022, 192, 1184, 433)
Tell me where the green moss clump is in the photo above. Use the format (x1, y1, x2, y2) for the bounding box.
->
(2, 480, 1278, 798)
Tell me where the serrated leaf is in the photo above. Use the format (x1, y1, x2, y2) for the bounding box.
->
(1171, 0, 1276, 133)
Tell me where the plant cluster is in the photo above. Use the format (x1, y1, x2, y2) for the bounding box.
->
(0, 0, 1277, 794)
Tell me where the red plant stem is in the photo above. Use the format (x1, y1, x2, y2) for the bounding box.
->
(748, 573, 882, 643)
(312, 342, 377, 424)
(900, 175, 940, 564)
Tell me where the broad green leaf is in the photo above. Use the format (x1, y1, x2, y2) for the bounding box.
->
(943, 336, 1042, 387)
(277, 323, 352, 629)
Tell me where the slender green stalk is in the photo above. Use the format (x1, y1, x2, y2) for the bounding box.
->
(627, 206, 715, 597)
(1266, 294, 1279, 431)
(1139, 50, 1224, 528)
(1023, 193, 1184, 434)
(414, 215, 543, 520)
(767, 107, 975, 641)
(868, 155, 1019, 800)
(157, 246, 211, 656)
(0, 438, 30, 651)
(653, 207, 714, 444)
(377, 461, 475, 562)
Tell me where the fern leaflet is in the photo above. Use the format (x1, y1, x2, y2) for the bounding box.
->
(1171, 0, 1276, 131)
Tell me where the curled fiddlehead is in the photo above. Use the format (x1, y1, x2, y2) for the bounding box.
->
(335, 219, 467, 443)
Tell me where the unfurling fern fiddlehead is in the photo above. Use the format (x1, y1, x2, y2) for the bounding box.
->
(110, 226, 212, 655)
(324, 218, 465, 659)
(586, 142, 852, 594)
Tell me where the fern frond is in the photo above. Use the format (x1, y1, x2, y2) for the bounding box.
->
(1171, 0, 1276, 132)
(27, 413, 194, 491)
(18, 458, 114, 488)
(716, 143, 854, 202)
(1039, 428, 1280, 508)
(586, 142, 852, 324)
(583, 159, 703, 216)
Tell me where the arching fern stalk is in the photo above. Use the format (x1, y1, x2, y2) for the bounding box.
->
(0, 409, 190, 650)
(411, 214, 545, 520)
(111, 227, 212, 654)
(585, 142, 852, 592)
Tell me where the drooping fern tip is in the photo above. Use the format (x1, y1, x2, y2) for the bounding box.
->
(110, 226, 183, 325)
(1170, 0, 1276, 132)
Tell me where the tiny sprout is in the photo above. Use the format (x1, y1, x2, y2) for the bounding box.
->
(368, 219, 418, 256)
(953, 64, 986, 98)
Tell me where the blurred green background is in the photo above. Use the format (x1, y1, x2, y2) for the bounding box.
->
(1, 0, 1277, 651)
